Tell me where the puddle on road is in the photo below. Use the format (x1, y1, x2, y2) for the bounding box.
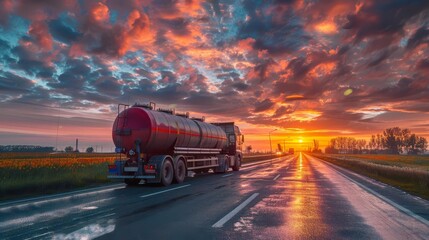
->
(52, 219, 115, 240)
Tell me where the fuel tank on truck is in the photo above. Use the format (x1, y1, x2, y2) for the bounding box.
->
(112, 105, 227, 154)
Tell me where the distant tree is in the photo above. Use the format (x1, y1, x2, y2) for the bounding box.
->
(86, 147, 94, 153)
(405, 134, 418, 154)
(416, 137, 428, 154)
(337, 137, 347, 153)
(330, 138, 337, 150)
(357, 139, 366, 153)
(368, 135, 374, 150)
(65, 146, 74, 152)
(312, 139, 322, 153)
(246, 145, 252, 153)
(376, 134, 383, 151)
(325, 145, 338, 154)
(381, 127, 418, 154)
(382, 127, 404, 154)
(0, 145, 54, 152)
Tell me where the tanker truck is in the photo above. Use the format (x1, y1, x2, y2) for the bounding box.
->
(108, 102, 244, 186)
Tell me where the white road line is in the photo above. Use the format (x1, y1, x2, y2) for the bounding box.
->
(99, 213, 116, 218)
(273, 174, 280, 181)
(0, 197, 116, 229)
(222, 173, 234, 178)
(212, 193, 259, 228)
(0, 185, 125, 211)
(241, 156, 293, 168)
(0, 183, 124, 208)
(311, 155, 429, 227)
(24, 231, 53, 240)
(140, 184, 191, 198)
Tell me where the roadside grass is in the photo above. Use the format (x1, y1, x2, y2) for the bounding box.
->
(310, 154, 429, 200)
(0, 152, 117, 201)
(242, 153, 288, 164)
(0, 152, 283, 201)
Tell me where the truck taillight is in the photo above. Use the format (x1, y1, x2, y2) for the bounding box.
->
(108, 164, 118, 174)
(144, 164, 156, 173)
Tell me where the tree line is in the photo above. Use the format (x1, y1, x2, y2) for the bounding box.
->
(0, 145, 97, 153)
(325, 127, 428, 155)
(0, 145, 55, 152)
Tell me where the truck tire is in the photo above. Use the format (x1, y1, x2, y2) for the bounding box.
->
(215, 155, 230, 173)
(174, 159, 186, 183)
(161, 159, 174, 186)
(124, 178, 139, 186)
(223, 157, 230, 173)
(232, 155, 241, 171)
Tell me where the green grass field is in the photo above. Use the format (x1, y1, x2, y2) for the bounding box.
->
(310, 153, 429, 200)
(0, 152, 282, 201)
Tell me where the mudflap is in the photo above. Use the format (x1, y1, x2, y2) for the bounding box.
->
(146, 155, 169, 183)
(214, 155, 229, 173)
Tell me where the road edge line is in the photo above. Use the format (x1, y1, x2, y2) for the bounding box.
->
(307, 154, 429, 227)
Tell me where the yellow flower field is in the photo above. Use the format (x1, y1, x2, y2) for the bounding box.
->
(0, 152, 120, 201)
(0, 152, 280, 201)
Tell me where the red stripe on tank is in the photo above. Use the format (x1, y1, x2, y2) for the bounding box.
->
(151, 127, 227, 140)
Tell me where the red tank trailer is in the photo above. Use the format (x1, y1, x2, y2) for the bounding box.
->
(108, 103, 244, 186)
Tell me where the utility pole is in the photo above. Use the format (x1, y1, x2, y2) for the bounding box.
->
(55, 116, 60, 151)
(269, 129, 277, 153)
(283, 139, 286, 154)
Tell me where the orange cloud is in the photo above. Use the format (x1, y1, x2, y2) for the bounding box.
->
(91, 2, 109, 22)
(126, 10, 156, 50)
(309, 62, 336, 77)
(237, 38, 256, 52)
(176, 0, 203, 18)
(28, 21, 53, 51)
(314, 21, 337, 34)
(291, 110, 322, 122)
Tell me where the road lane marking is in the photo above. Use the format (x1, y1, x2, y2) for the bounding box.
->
(273, 174, 280, 181)
(212, 193, 259, 228)
(309, 155, 429, 227)
(82, 206, 98, 210)
(24, 231, 53, 240)
(0, 185, 125, 211)
(140, 184, 191, 198)
(222, 173, 233, 178)
(240, 156, 292, 169)
(72, 209, 114, 221)
(0, 197, 116, 229)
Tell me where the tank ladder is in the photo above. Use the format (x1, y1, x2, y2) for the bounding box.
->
(116, 104, 130, 130)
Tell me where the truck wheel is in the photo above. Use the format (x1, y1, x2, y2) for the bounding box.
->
(223, 157, 230, 173)
(124, 178, 139, 186)
(232, 156, 241, 171)
(174, 159, 186, 183)
(161, 159, 174, 186)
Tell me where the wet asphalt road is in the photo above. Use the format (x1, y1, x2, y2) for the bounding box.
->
(1, 153, 429, 239)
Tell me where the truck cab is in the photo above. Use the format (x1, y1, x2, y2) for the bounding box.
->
(212, 122, 243, 170)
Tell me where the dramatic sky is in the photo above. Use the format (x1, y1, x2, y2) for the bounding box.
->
(1, 0, 429, 152)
